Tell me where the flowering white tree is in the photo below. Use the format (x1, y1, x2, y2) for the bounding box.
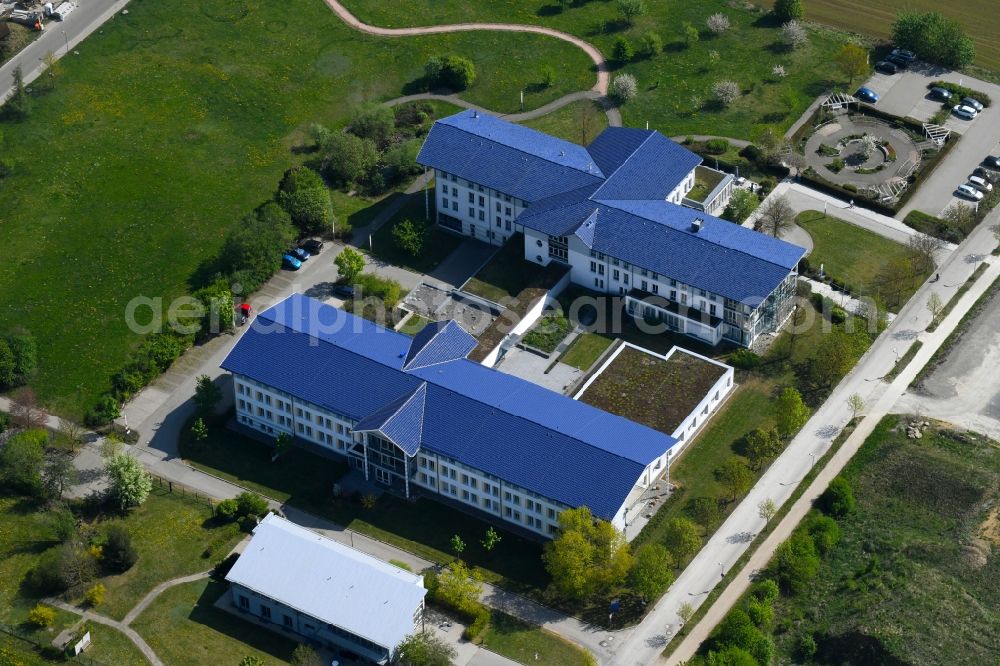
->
(712, 79, 740, 106)
(610, 73, 638, 102)
(772, 64, 788, 78)
(859, 133, 878, 161)
(706, 13, 730, 34)
(782, 20, 808, 49)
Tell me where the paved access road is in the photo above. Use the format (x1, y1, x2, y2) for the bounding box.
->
(0, 0, 129, 102)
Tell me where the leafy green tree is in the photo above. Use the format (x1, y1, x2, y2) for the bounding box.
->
(775, 387, 810, 437)
(450, 534, 466, 558)
(236, 491, 269, 518)
(290, 644, 323, 666)
(334, 248, 366, 283)
(278, 167, 334, 235)
(836, 43, 870, 85)
(321, 132, 380, 186)
(0, 429, 45, 495)
(384, 139, 423, 184)
(0, 338, 15, 388)
(640, 31, 663, 57)
(6, 65, 31, 120)
(818, 476, 856, 517)
(617, 0, 647, 25)
(717, 458, 753, 501)
(191, 417, 209, 442)
(424, 55, 476, 90)
(752, 578, 779, 603)
(772, 532, 820, 593)
(481, 527, 501, 552)
(193, 375, 222, 416)
(772, 0, 803, 22)
(682, 21, 700, 48)
(394, 630, 456, 666)
(706, 645, 758, 666)
(348, 104, 396, 148)
(543, 506, 632, 600)
(662, 517, 702, 560)
(678, 601, 695, 624)
(747, 596, 774, 631)
(102, 524, 139, 573)
(629, 543, 675, 600)
(435, 560, 482, 612)
(757, 498, 777, 523)
(27, 605, 56, 628)
(105, 453, 152, 511)
(392, 219, 429, 257)
(273, 432, 292, 459)
(42, 451, 77, 500)
(892, 11, 975, 68)
(721, 189, 759, 224)
(686, 497, 722, 530)
(219, 203, 297, 290)
(806, 515, 841, 555)
(744, 427, 783, 469)
(613, 37, 635, 63)
(192, 281, 235, 334)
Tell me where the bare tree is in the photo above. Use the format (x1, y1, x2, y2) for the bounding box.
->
(943, 203, 977, 235)
(10, 387, 47, 430)
(755, 195, 795, 238)
(59, 419, 86, 452)
(907, 233, 944, 274)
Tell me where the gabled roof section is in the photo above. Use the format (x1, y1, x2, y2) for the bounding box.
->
(354, 384, 427, 456)
(592, 132, 703, 200)
(403, 320, 477, 371)
(586, 127, 654, 173)
(416, 111, 605, 202)
(226, 514, 425, 652)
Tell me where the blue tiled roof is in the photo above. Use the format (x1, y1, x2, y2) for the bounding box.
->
(585, 127, 652, 173)
(221, 295, 677, 520)
(416, 111, 604, 202)
(593, 132, 703, 201)
(403, 320, 477, 371)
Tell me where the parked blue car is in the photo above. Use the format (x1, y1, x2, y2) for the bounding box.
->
(855, 87, 879, 104)
(282, 254, 302, 270)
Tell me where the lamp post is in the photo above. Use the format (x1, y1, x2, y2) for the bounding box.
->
(62, 30, 69, 54)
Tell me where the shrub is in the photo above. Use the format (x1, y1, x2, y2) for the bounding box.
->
(806, 515, 842, 555)
(85, 583, 106, 607)
(610, 73, 638, 103)
(752, 579, 779, 604)
(347, 104, 395, 148)
(773, 532, 820, 593)
(830, 306, 847, 324)
(424, 55, 476, 90)
(617, 0, 647, 25)
(321, 132, 379, 187)
(773, 0, 803, 22)
(843, 183, 858, 193)
(705, 138, 729, 155)
(214, 552, 240, 579)
(392, 218, 430, 257)
(613, 37, 635, 63)
(278, 166, 334, 236)
(27, 604, 56, 628)
(236, 491, 270, 518)
(640, 32, 663, 57)
(463, 607, 490, 642)
(383, 139, 422, 185)
(818, 476, 856, 517)
(26, 549, 67, 594)
(216, 498, 239, 521)
(103, 525, 138, 573)
(354, 273, 403, 309)
(729, 348, 762, 370)
(0, 411, 9, 433)
(927, 81, 991, 108)
(781, 20, 808, 49)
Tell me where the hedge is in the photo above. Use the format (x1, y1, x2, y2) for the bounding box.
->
(902, 210, 964, 244)
(928, 81, 991, 108)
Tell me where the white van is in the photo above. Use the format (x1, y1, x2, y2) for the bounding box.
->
(52, 2, 76, 20)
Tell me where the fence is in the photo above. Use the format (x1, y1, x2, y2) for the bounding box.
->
(150, 473, 216, 510)
(0, 621, 109, 666)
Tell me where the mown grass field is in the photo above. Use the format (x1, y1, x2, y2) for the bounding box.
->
(0, 0, 593, 418)
(522, 98, 608, 144)
(768, 416, 1000, 664)
(342, 0, 859, 138)
(761, 0, 1000, 73)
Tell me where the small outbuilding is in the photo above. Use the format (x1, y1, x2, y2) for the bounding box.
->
(225, 514, 426, 664)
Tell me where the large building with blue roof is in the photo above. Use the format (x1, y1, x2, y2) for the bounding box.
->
(222, 294, 681, 538)
(417, 111, 806, 347)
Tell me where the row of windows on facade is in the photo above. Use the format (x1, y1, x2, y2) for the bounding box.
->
(237, 383, 353, 433)
(418, 457, 554, 507)
(236, 594, 384, 654)
(421, 475, 557, 533)
(438, 171, 521, 206)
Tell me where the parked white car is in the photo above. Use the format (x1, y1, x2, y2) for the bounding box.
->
(956, 183, 984, 200)
(969, 175, 993, 193)
(952, 105, 978, 120)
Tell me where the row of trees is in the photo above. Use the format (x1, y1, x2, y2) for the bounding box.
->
(0, 331, 37, 390)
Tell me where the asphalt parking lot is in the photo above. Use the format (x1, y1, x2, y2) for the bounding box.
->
(860, 65, 1000, 217)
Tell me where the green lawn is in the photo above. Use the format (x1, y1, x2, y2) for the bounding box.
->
(341, 0, 858, 138)
(522, 99, 608, 145)
(398, 313, 433, 335)
(366, 192, 463, 274)
(559, 332, 614, 371)
(82, 489, 244, 621)
(180, 415, 349, 506)
(131, 578, 297, 666)
(0, 0, 594, 418)
(484, 611, 594, 666)
(764, 417, 1000, 664)
(797, 211, 930, 310)
(462, 235, 542, 304)
(85, 622, 149, 666)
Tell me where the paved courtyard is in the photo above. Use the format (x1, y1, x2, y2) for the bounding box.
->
(402, 283, 497, 336)
(495, 346, 583, 394)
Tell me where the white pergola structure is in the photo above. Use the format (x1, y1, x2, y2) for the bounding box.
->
(822, 92, 860, 111)
(923, 123, 951, 147)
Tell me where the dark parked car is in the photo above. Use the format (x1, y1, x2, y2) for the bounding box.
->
(890, 48, 916, 63)
(299, 238, 324, 255)
(288, 247, 309, 262)
(875, 60, 898, 75)
(961, 96, 984, 112)
(929, 86, 952, 101)
(972, 167, 999, 182)
(333, 284, 356, 299)
(886, 54, 909, 69)
(855, 87, 879, 104)
(984, 155, 1000, 170)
